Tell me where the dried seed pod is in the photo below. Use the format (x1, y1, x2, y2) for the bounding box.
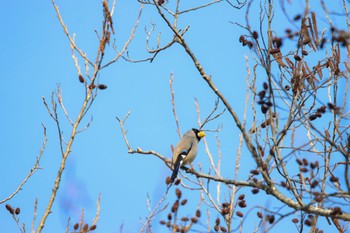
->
(309, 114, 317, 121)
(300, 167, 308, 173)
(180, 199, 187, 205)
(266, 215, 275, 224)
(311, 180, 319, 188)
(304, 219, 312, 226)
(317, 106, 327, 113)
(263, 82, 268, 90)
(98, 84, 108, 90)
(222, 203, 230, 208)
(5, 204, 14, 214)
(175, 188, 182, 199)
(171, 200, 179, 212)
(320, 38, 326, 49)
(330, 176, 339, 182)
(247, 41, 253, 49)
(83, 224, 89, 231)
(302, 50, 308, 55)
(215, 217, 221, 225)
(238, 194, 245, 200)
(314, 195, 323, 202)
(294, 14, 301, 21)
(195, 209, 201, 217)
(74, 223, 79, 230)
(221, 207, 230, 215)
(250, 169, 260, 175)
(285, 85, 290, 91)
(174, 179, 181, 185)
(294, 54, 301, 61)
(273, 37, 283, 48)
(310, 161, 319, 169)
(239, 35, 245, 43)
(89, 225, 97, 231)
(258, 90, 266, 99)
(302, 158, 309, 166)
(257, 211, 263, 219)
(214, 225, 220, 232)
(78, 74, 85, 83)
(261, 105, 268, 114)
(160, 220, 166, 225)
(252, 31, 259, 39)
(191, 217, 198, 223)
(181, 217, 189, 222)
(238, 200, 247, 208)
(236, 211, 244, 218)
(292, 218, 299, 223)
(220, 226, 228, 232)
(252, 188, 259, 194)
(296, 159, 303, 166)
(328, 103, 334, 109)
(15, 208, 20, 215)
(166, 176, 172, 185)
(281, 181, 287, 187)
(168, 213, 172, 220)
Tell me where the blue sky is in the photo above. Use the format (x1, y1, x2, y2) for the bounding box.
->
(1, 1, 348, 232)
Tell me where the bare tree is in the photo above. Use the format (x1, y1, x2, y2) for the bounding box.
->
(3, 1, 142, 232)
(3, 0, 350, 232)
(117, 0, 350, 232)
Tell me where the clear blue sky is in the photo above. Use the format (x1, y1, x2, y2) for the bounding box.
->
(1, 1, 347, 232)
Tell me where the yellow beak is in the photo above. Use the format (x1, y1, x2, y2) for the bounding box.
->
(198, 131, 206, 138)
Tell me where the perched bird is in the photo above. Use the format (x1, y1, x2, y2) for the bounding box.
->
(171, 128, 206, 181)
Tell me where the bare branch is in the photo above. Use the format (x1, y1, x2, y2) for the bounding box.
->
(0, 125, 47, 204)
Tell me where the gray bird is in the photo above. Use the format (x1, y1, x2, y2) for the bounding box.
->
(171, 128, 206, 181)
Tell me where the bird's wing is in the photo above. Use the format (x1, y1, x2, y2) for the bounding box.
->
(173, 133, 194, 161)
(171, 141, 193, 181)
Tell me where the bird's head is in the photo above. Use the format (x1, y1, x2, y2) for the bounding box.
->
(192, 128, 206, 141)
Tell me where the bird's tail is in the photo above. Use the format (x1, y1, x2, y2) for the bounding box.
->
(171, 155, 183, 181)
(171, 161, 181, 181)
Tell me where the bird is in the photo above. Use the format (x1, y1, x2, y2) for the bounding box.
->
(171, 128, 206, 181)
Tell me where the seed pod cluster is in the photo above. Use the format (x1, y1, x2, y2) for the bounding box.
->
(214, 217, 227, 232)
(239, 35, 253, 49)
(257, 82, 272, 114)
(5, 204, 20, 215)
(309, 105, 326, 121)
(160, 188, 201, 232)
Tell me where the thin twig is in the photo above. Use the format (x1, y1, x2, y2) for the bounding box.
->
(0, 125, 47, 204)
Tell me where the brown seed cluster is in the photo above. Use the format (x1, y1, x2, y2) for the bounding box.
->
(214, 217, 227, 232)
(5, 204, 20, 215)
(221, 202, 230, 216)
(72, 222, 97, 232)
(265, 214, 275, 224)
(309, 105, 327, 121)
(257, 82, 272, 114)
(239, 35, 253, 49)
(160, 188, 201, 232)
